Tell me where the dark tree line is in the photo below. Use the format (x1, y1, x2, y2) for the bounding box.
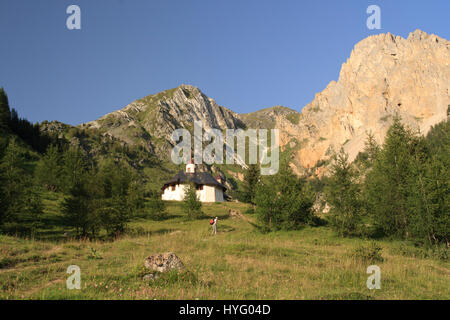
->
(0, 88, 49, 235)
(1, 88, 59, 153)
(0, 88, 155, 238)
(58, 156, 145, 238)
(0, 137, 44, 236)
(0, 136, 147, 238)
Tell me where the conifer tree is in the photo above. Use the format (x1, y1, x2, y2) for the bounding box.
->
(364, 115, 418, 238)
(61, 181, 92, 237)
(35, 144, 62, 191)
(325, 148, 362, 236)
(0, 88, 11, 132)
(95, 160, 139, 235)
(98, 196, 130, 236)
(364, 132, 380, 164)
(21, 186, 44, 237)
(407, 120, 449, 246)
(0, 138, 28, 224)
(147, 189, 167, 220)
(61, 147, 88, 192)
(242, 164, 260, 204)
(127, 181, 145, 215)
(183, 182, 203, 220)
(254, 157, 314, 231)
(356, 131, 380, 170)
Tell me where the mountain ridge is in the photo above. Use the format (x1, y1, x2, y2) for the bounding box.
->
(76, 29, 449, 176)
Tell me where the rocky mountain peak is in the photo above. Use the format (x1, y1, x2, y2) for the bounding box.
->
(408, 29, 440, 42)
(292, 30, 449, 172)
(81, 84, 243, 156)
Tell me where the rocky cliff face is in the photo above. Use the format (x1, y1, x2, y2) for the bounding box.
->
(81, 30, 449, 176)
(289, 29, 449, 172)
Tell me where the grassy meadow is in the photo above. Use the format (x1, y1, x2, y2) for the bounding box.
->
(0, 194, 449, 300)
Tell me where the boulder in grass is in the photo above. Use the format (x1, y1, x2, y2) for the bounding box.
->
(144, 252, 185, 273)
(229, 209, 241, 218)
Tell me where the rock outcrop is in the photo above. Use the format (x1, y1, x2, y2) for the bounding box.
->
(144, 252, 185, 273)
(287, 30, 449, 171)
(82, 85, 244, 157)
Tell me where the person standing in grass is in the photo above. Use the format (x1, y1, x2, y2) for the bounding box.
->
(211, 216, 218, 235)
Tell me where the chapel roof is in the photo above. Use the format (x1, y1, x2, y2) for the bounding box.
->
(162, 171, 226, 191)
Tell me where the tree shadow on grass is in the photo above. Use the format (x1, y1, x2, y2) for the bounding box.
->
(309, 216, 328, 227)
(127, 227, 177, 237)
(246, 220, 266, 233)
(207, 213, 231, 220)
(363, 226, 386, 240)
(133, 214, 184, 222)
(217, 224, 235, 233)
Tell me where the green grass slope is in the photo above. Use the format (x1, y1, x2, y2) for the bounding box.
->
(1, 200, 448, 300)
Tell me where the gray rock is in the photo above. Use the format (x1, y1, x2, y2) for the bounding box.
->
(144, 252, 185, 273)
(229, 209, 241, 218)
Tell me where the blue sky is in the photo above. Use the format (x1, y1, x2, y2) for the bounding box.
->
(0, 0, 449, 125)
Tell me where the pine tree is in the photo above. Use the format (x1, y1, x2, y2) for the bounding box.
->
(364, 132, 380, 164)
(61, 147, 88, 192)
(0, 88, 11, 132)
(61, 181, 92, 237)
(97, 159, 133, 198)
(94, 160, 138, 235)
(325, 148, 362, 237)
(355, 132, 381, 172)
(183, 182, 203, 220)
(254, 178, 284, 231)
(364, 115, 418, 238)
(147, 189, 167, 220)
(127, 181, 145, 215)
(35, 144, 63, 191)
(276, 159, 314, 229)
(242, 164, 260, 204)
(407, 119, 449, 246)
(60, 152, 102, 238)
(0, 137, 28, 224)
(408, 154, 449, 246)
(21, 186, 44, 237)
(97, 196, 130, 236)
(0, 159, 10, 227)
(255, 157, 314, 231)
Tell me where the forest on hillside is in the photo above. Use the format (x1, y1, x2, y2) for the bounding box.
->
(0, 87, 448, 257)
(248, 112, 449, 254)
